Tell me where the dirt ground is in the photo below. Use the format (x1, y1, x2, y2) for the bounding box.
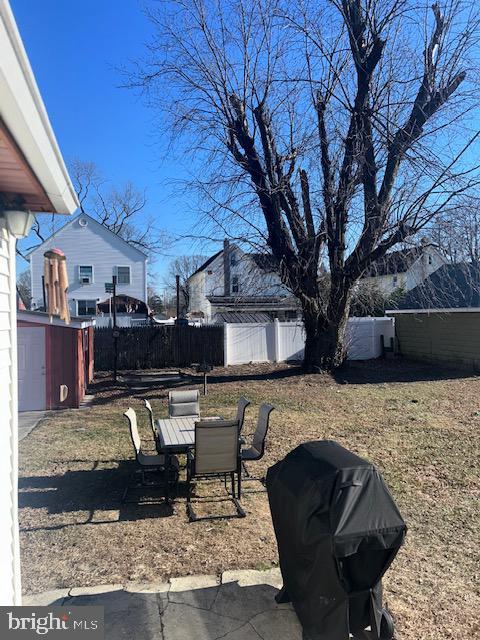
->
(18, 359, 480, 640)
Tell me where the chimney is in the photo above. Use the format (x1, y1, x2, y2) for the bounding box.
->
(223, 238, 231, 296)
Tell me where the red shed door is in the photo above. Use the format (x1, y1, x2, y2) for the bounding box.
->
(18, 327, 46, 411)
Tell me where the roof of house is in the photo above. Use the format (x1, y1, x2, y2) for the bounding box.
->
(189, 250, 223, 277)
(393, 263, 480, 310)
(25, 212, 148, 259)
(189, 246, 280, 278)
(214, 311, 273, 323)
(364, 246, 426, 277)
(250, 253, 279, 272)
(207, 295, 288, 304)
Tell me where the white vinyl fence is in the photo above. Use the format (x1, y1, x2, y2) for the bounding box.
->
(94, 315, 148, 328)
(224, 317, 395, 365)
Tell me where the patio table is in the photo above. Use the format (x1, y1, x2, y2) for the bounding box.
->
(155, 417, 196, 454)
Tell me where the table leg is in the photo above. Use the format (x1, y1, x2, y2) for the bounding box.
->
(165, 452, 171, 505)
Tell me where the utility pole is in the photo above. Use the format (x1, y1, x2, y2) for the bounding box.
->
(41, 275, 46, 311)
(112, 275, 118, 383)
(176, 274, 180, 321)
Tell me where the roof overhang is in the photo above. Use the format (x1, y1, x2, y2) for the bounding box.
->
(17, 309, 95, 328)
(0, 1, 78, 214)
(386, 307, 480, 314)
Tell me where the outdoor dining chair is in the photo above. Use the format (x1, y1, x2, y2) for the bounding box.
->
(236, 396, 251, 434)
(241, 403, 275, 478)
(144, 399, 157, 441)
(122, 407, 179, 503)
(186, 418, 245, 522)
(168, 389, 200, 418)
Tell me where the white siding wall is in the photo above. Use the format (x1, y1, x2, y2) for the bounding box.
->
(188, 271, 211, 319)
(405, 248, 445, 290)
(29, 216, 147, 312)
(361, 272, 407, 294)
(204, 253, 225, 298)
(0, 228, 21, 605)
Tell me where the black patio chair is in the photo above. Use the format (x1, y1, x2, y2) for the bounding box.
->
(186, 418, 245, 522)
(122, 407, 179, 503)
(236, 396, 251, 434)
(241, 404, 275, 480)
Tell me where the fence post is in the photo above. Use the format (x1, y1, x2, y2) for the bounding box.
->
(223, 323, 229, 366)
(273, 319, 281, 362)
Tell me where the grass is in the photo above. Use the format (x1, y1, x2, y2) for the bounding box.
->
(18, 359, 480, 640)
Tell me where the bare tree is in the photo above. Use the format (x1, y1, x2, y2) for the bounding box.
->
(16, 270, 32, 309)
(147, 285, 165, 313)
(165, 255, 207, 315)
(429, 195, 480, 262)
(70, 159, 169, 259)
(132, 0, 480, 370)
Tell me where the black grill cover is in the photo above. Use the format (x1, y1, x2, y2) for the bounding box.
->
(266, 441, 406, 640)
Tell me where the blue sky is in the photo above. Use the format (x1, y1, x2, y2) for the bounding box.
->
(12, 0, 211, 286)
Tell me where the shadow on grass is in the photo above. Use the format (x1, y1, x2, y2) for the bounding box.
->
(18, 461, 186, 531)
(89, 359, 475, 405)
(332, 358, 475, 385)
(89, 367, 305, 406)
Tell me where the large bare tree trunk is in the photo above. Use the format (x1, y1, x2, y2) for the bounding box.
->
(302, 277, 352, 372)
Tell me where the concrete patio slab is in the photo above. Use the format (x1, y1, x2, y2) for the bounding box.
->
(23, 569, 299, 640)
(22, 589, 69, 606)
(169, 574, 220, 610)
(69, 583, 123, 596)
(18, 410, 47, 441)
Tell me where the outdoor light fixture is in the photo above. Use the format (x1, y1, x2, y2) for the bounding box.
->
(0, 208, 36, 239)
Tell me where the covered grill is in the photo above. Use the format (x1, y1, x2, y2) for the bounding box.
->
(266, 441, 406, 640)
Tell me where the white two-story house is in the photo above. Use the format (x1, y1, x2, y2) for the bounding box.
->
(27, 213, 148, 316)
(188, 240, 300, 322)
(360, 243, 446, 295)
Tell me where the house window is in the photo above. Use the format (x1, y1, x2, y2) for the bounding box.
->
(230, 253, 237, 267)
(79, 265, 93, 284)
(428, 255, 433, 265)
(285, 310, 298, 321)
(116, 266, 131, 285)
(392, 275, 398, 287)
(207, 270, 213, 275)
(232, 275, 239, 294)
(77, 299, 96, 316)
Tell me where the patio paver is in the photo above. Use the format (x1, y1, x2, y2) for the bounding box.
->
(22, 568, 303, 640)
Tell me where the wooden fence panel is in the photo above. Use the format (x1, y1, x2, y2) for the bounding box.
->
(94, 325, 224, 371)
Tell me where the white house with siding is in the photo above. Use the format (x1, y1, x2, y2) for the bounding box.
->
(27, 213, 148, 316)
(0, 0, 78, 605)
(360, 244, 446, 294)
(188, 240, 300, 323)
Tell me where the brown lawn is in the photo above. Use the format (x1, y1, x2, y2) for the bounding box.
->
(18, 359, 480, 640)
